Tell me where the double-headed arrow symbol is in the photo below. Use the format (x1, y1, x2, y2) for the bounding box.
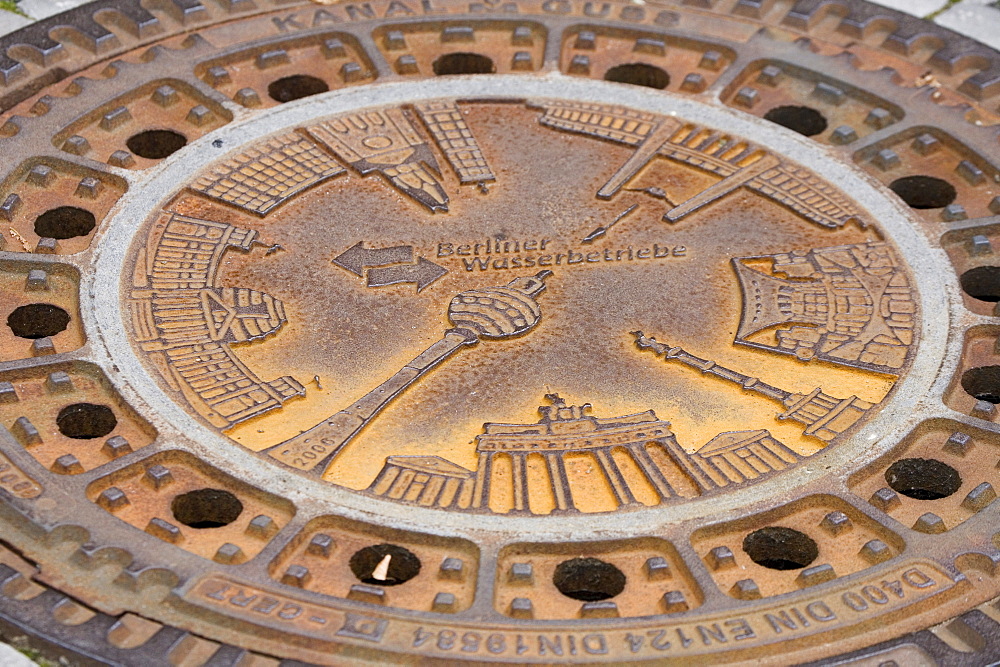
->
(333, 242, 447, 292)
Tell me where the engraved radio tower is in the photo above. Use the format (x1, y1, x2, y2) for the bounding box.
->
(633, 332, 874, 442)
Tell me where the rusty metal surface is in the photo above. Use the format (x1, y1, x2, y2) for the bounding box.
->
(1, 0, 1000, 664)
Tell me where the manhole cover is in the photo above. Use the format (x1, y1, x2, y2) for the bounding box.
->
(0, 0, 999, 664)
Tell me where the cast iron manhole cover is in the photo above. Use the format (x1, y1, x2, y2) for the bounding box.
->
(1, 0, 1000, 664)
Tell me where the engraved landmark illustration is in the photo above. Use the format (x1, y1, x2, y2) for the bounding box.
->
(732, 243, 914, 373)
(266, 271, 553, 475)
(128, 100, 906, 517)
(633, 333, 874, 443)
(186, 102, 494, 216)
(190, 131, 347, 216)
(413, 101, 495, 191)
(365, 394, 804, 514)
(129, 213, 303, 429)
(531, 100, 863, 229)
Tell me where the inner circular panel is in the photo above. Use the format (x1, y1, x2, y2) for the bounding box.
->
(113, 85, 931, 523)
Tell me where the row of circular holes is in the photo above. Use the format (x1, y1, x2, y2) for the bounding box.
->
(29, 400, 978, 598)
(157, 458, 963, 601)
(65, 54, 960, 212)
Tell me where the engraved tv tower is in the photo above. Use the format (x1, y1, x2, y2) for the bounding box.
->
(633, 332, 874, 442)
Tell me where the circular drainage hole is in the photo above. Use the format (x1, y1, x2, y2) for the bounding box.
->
(268, 75, 330, 103)
(7, 303, 70, 339)
(56, 403, 117, 440)
(763, 105, 828, 137)
(127, 129, 188, 160)
(885, 458, 962, 500)
(432, 53, 495, 75)
(960, 266, 1000, 302)
(962, 366, 1000, 404)
(171, 489, 243, 528)
(603, 63, 670, 90)
(34, 206, 96, 239)
(888, 175, 957, 209)
(350, 544, 422, 586)
(552, 557, 626, 601)
(743, 527, 818, 571)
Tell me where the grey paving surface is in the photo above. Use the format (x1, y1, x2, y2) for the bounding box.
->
(0, 642, 38, 667)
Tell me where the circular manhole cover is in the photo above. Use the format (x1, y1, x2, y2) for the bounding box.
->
(0, 0, 999, 664)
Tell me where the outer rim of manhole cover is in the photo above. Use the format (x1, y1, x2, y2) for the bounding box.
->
(0, 1, 998, 665)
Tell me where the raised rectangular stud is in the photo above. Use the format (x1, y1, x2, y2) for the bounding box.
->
(680, 73, 706, 93)
(323, 38, 347, 58)
(944, 431, 973, 456)
(864, 107, 893, 129)
(512, 26, 534, 46)
(255, 49, 290, 69)
(707, 545, 736, 570)
(281, 564, 311, 587)
(442, 26, 474, 43)
(859, 539, 892, 564)
(913, 512, 946, 534)
(509, 597, 533, 618)
(0, 194, 21, 221)
(813, 82, 845, 105)
(509, 562, 533, 584)
(660, 590, 689, 613)
(568, 55, 590, 75)
(870, 487, 901, 511)
(956, 160, 985, 186)
(634, 38, 666, 55)
(733, 87, 759, 108)
(153, 84, 181, 105)
(348, 584, 386, 605)
(31, 337, 56, 354)
(819, 510, 853, 535)
(962, 482, 996, 512)
(573, 31, 596, 50)
(213, 543, 245, 564)
(146, 517, 182, 543)
(307, 533, 334, 557)
(511, 52, 533, 71)
(385, 30, 407, 50)
(245, 514, 276, 539)
(185, 105, 213, 127)
(100, 106, 132, 131)
(27, 165, 55, 187)
(395, 55, 418, 75)
(97, 487, 130, 511)
(51, 454, 84, 475)
(730, 579, 761, 600)
(439, 557, 464, 580)
(102, 436, 133, 459)
(143, 464, 174, 489)
(108, 151, 135, 168)
(45, 371, 74, 393)
(580, 600, 618, 618)
(432, 592, 456, 612)
(699, 50, 724, 70)
(796, 564, 836, 587)
(830, 126, 858, 145)
(75, 177, 104, 199)
(912, 133, 941, 155)
(12, 417, 41, 446)
(644, 556, 671, 580)
(0, 383, 18, 404)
